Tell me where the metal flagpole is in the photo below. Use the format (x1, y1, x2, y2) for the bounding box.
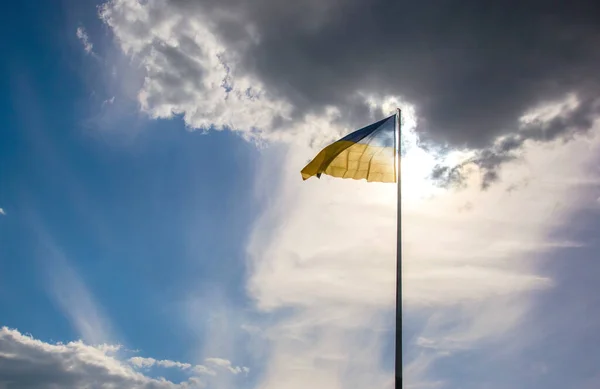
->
(395, 108, 403, 389)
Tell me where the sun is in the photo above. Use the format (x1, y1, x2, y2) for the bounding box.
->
(401, 144, 440, 201)
(395, 108, 444, 202)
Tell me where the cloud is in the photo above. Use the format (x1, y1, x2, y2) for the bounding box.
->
(127, 357, 249, 376)
(0, 327, 206, 389)
(245, 111, 600, 387)
(102, 96, 116, 106)
(0, 208, 5, 216)
(204, 357, 249, 375)
(98, 0, 600, 181)
(432, 93, 600, 188)
(99, 0, 293, 142)
(76, 27, 94, 55)
(192, 365, 217, 376)
(41, 240, 114, 345)
(128, 357, 193, 370)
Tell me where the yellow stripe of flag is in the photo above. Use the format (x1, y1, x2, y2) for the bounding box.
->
(301, 114, 397, 183)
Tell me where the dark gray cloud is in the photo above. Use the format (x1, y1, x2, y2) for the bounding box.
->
(101, 0, 600, 187)
(164, 0, 600, 147)
(432, 97, 600, 188)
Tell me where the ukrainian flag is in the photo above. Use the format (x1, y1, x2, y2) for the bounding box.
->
(301, 114, 398, 183)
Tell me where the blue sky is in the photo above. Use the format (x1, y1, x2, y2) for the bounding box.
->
(3, 1, 600, 389)
(1, 1, 262, 385)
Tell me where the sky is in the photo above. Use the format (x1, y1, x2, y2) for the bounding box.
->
(2, 0, 600, 388)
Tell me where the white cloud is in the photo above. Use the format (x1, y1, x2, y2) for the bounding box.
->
(103, 96, 116, 106)
(0, 208, 4, 216)
(205, 357, 249, 375)
(125, 355, 249, 377)
(129, 357, 191, 370)
(76, 27, 94, 55)
(128, 357, 221, 376)
(246, 106, 600, 388)
(0, 327, 206, 389)
(99, 0, 294, 142)
(204, 357, 231, 367)
(155, 360, 192, 369)
(193, 364, 217, 376)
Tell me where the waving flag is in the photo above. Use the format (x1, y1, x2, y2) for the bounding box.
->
(300, 109, 403, 389)
(301, 114, 398, 183)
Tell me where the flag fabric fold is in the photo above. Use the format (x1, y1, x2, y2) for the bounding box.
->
(301, 114, 397, 183)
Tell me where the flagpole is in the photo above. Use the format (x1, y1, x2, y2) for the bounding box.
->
(395, 108, 403, 389)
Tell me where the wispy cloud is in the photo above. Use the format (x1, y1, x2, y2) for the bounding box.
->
(127, 356, 247, 377)
(180, 289, 255, 389)
(126, 355, 249, 377)
(129, 357, 193, 370)
(205, 357, 249, 374)
(102, 96, 115, 106)
(0, 208, 5, 216)
(76, 26, 94, 55)
(46, 253, 112, 344)
(34, 226, 114, 345)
